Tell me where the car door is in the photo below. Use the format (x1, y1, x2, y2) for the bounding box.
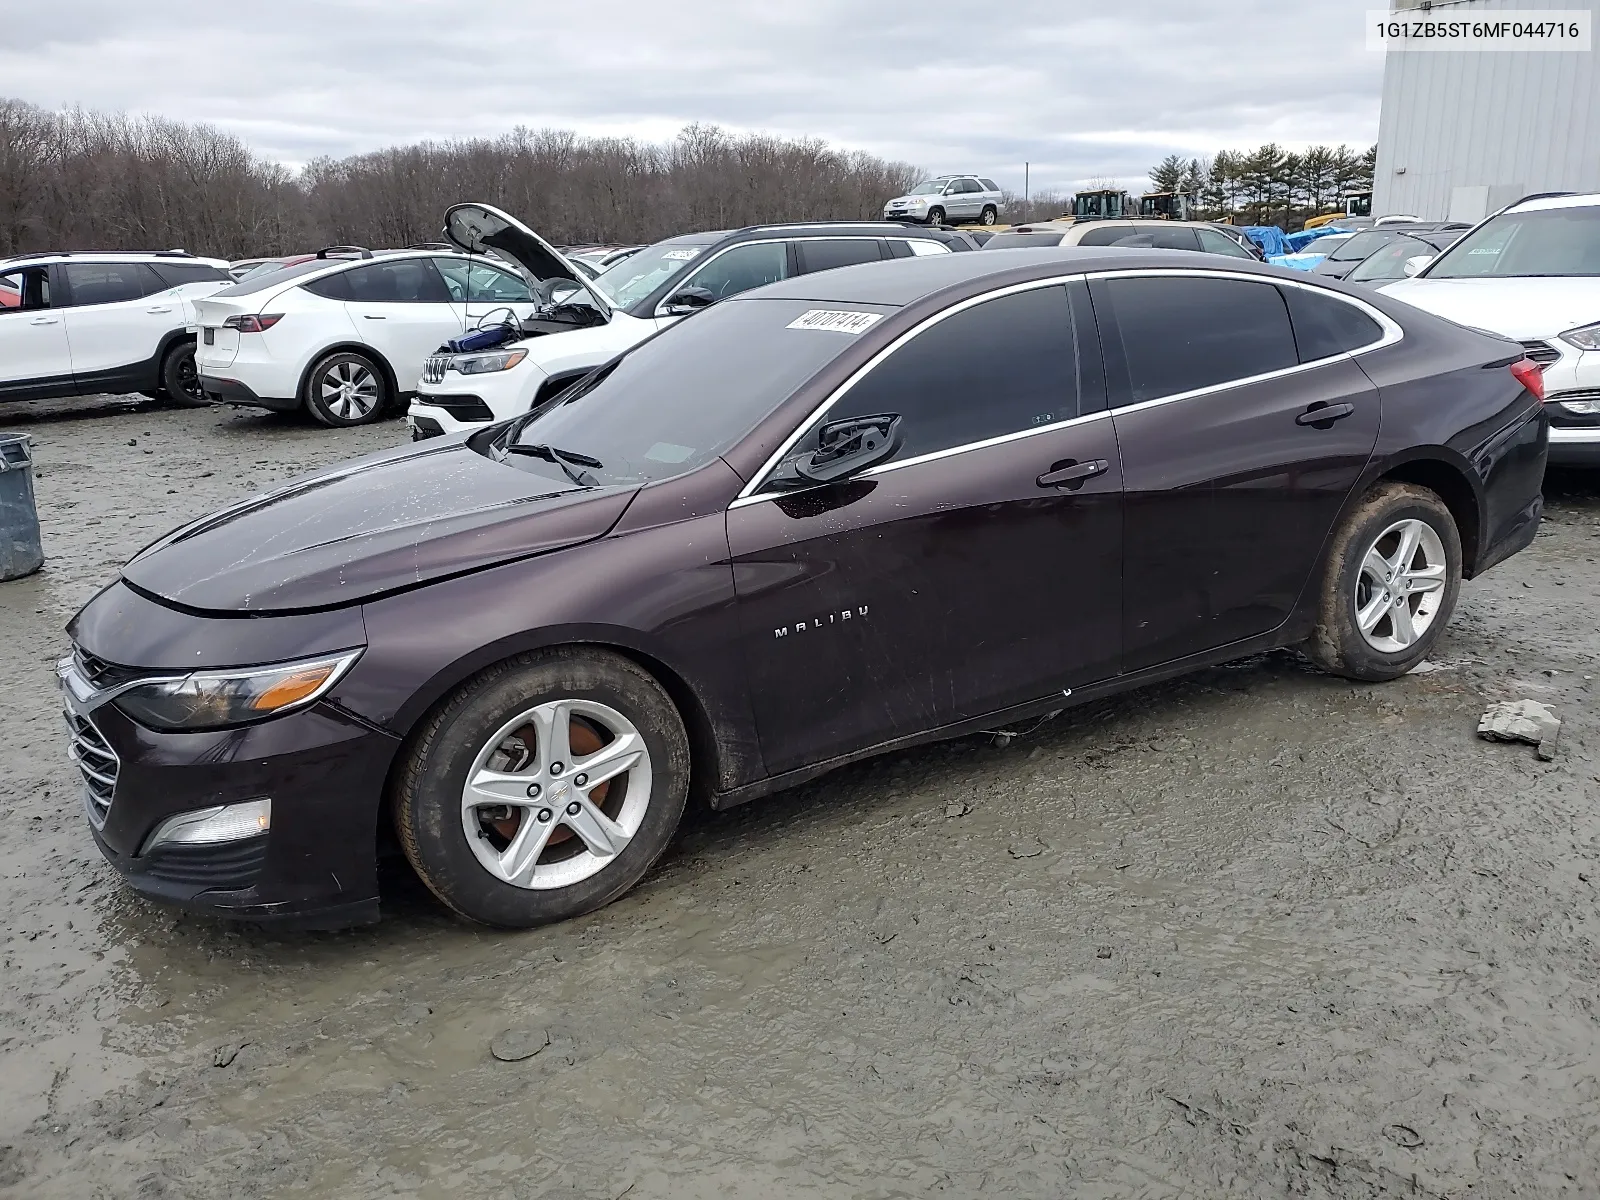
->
(655, 240, 790, 323)
(958, 178, 985, 220)
(793, 238, 886, 276)
(339, 258, 462, 391)
(728, 279, 1122, 775)
(0, 266, 73, 398)
(1092, 270, 1383, 672)
(57, 262, 176, 385)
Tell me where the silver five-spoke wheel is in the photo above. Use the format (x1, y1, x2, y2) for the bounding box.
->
(1353, 517, 1448, 653)
(461, 699, 653, 891)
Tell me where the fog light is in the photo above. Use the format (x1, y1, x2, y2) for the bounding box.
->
(143, 799, 271, 853)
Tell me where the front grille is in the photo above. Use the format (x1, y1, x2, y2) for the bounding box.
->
(143, 837, 267, 889)
(1520, 340, 1562, 367)
(430, 395, 493, 422)
(422, 355, 449, 385)
(75, 650, 142, 691)
(65, 709, 118, 828)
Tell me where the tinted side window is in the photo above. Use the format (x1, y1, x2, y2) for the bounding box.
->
(682, 242, 788, 300)
(1147, 227, 1201, 251)
(302, 270, 353, 301)
(339, 259, 450, 304)
(61, 263, 166, 306)
(1101, 276, 1298, 404)
(1197, 228, 1252, 258)
(823, 285, 1080, 464)
(796, 239, 884, 274)
(1280, 286, 1384, 362)
(1076, 225, 1134, 247)
(150, 262, 230, 286)
(979, 178, 999, 192)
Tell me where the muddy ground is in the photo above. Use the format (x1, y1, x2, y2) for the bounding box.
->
(0, 396, 1596, 1199)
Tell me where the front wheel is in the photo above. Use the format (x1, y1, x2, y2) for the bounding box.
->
(394, 648, 690, 928)
(304, 351, 389, 426)
(160, 342, 209, 408)
(1303, 481, 1462, 681)
(980, 205, 998, 225)
(926, 206, 946, 225)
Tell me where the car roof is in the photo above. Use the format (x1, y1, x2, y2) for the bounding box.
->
(745, 246, 1296, 308)
(0, 250, 227, 268)
(1508, 192, 1600, 213)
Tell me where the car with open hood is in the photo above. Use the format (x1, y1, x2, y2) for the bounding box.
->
(63, 247, 1547, 930)
(408, 207, 973, 439)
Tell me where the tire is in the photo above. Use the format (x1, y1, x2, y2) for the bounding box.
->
(1303, 482, 1462, 682)
(395, 648, 691, 928)
(926, 206, 946, 226)
(159, 341, 209, 408)
(303, 350, 389, 427)
(980, 205, 998, 225)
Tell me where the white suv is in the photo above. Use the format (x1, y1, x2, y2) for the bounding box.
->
(0, 251, 232, 406)
(1381, 192, 1600, 465)
(409, 207, 966, 439)
(192, 244, 566, 427)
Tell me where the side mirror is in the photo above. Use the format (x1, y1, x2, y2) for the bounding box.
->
(772, 414, 902, 488)
(1402, 255, 1433, 277)
(662, 286, 716, 316)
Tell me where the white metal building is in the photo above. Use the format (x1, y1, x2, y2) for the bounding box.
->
(1373, 0, 1600, 221)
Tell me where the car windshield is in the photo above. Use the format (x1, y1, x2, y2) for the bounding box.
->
(589, 242, 706, 307)
(1300, 235, 1350, 257)
(1346, 237, 1430, 282)
(1426, 204, 1600, 278)
(484, 297, 880, 486)
(239, 260, 293, 281)
(1327, 230, 1393, 262)
(908, 180, 949, 195)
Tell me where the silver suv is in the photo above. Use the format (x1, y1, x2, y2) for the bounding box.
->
(883, 176, 1004, 226)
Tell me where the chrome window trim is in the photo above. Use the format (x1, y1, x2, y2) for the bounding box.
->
(731, 267, 1404, 507)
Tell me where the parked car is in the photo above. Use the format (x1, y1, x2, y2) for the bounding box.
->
(1382, 192, 1600, 465)
(191, 242, 576, 427)
(883, 175, 1004, 225)
(1343, 229, 1468, 288)
(1311, 224, 1470, 281)
(0, 251, 232, 405)
(62, 247, 1547, 930)
(409, 211, 976, 439)
(982, 219, 1261, 262)
(1269, 233, 1355, 271)
(1206, 225, 1269, 260)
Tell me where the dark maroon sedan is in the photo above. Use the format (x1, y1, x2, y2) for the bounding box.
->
(61, 249, 1548, 929)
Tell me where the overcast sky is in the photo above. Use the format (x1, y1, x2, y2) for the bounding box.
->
(1, 0, 1382, 193)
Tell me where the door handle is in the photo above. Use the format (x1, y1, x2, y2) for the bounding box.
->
(1296, 402, 1356, 427)
(361, 314, 387, 320)
(1037, 458, 1109, 488)
(30, 316, 58, 325)
(145, 306, 172, 314)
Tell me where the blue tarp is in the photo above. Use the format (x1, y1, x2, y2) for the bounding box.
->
(1282, 226, 1351, 253)
(1242, 225, 1286, 257)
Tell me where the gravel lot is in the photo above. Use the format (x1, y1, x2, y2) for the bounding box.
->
(1, 397, 1597, 1199)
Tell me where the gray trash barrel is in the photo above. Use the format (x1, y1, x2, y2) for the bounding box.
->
(0, 433, 44, 581)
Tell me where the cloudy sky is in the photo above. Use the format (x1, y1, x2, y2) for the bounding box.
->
(1, 0, 1383, 193)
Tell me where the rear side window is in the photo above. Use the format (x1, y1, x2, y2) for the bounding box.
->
(796, 239, 884, 274)
(307, 259, 450, 303)
(1076, 225, 1135, 247)
(1280, 286, 1384, 362)
(979, 179, 999, 192)
(822, 284, 1083, 464)
(1099, 276, 1298, 404)
(60, 262, 167, 306)
(150, 262, 230, 287)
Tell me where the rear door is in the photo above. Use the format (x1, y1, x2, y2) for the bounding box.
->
(57, 262, 177, 382)
(337, 258, 463, 391)
(729, 279, 1121, 773)
(0, 267, 72, 397)
(1094, 270, 1383, 670)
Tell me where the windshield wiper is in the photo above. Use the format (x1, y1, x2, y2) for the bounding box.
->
(504, 443, 603, 486)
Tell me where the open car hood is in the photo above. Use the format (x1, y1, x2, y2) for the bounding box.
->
(444, 202, 611, 314)
(122, 440, 636, 614)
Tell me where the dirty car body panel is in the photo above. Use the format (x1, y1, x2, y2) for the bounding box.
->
(63, 248, 1547, 926)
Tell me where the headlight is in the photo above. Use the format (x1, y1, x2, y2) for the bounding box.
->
(1556, 398, 1600, 415)
(113, 650, 362, 731)
(452, 349, 529, 375)
(1559, 321, 1600, 351)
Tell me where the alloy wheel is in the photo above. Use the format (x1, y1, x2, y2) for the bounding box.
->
(1353, 518, 1448, 653)
(320, 361, 380, 420)
(460, 699, 653, 890)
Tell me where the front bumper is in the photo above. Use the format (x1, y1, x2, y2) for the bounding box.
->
(1548, 425, 1600, 465)
(61, 655, 400, 928)
(408, 399, 494, 438)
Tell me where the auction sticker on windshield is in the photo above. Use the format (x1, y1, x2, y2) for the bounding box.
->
(786, 310, 884, 334)
(662, 249, 700, 260)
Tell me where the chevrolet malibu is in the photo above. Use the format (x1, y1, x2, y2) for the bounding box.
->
(62, 249, 1548, 929)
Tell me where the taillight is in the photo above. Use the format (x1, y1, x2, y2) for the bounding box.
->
(224, 314, 283, 334)
(1510, 358, 1545, 401)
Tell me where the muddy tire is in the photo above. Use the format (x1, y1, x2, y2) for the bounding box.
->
(394, 648, 690, 928)
(1303, 481, 1462, 682)
(303, 351, 389, 427)
(160, 341, 209, 407)
(926, 206, 946, 226)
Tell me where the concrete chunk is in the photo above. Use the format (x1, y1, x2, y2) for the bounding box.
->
(1478, 699, 1561, 760)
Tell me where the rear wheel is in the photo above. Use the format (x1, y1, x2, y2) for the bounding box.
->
(980, 205, 998, 225)
(926, 206, 946, 226)
(1303, 482, 1461, 681)
(159, 341, 209, 408)
(304, 351, 388, 426)
(394, 648, 690, 928)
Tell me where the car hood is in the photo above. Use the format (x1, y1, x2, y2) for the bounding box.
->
(1378, 276, 1600, 340)
(122, 439, 637, 614)
(444, 202, 610, 315)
